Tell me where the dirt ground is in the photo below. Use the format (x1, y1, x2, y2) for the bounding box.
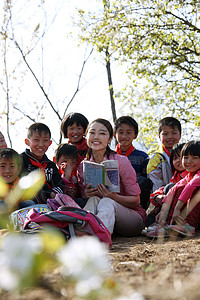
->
(2, 232, 200, 300)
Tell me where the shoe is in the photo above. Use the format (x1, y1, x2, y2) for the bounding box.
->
(141, 228, 148, 236)
(147, 222, 159, 232)
(146, 225, 169, 238)
(167, 223, 195, 237)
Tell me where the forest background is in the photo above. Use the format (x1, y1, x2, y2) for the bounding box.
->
(1, 0, 200, 158)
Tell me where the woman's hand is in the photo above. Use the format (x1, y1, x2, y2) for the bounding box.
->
(97, 184, 113, 198)
(85, 184, 98, 199)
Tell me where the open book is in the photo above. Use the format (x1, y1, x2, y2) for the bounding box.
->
(83, 160, 120, 192)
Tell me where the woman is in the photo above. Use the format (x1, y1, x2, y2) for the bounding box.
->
(77, 118, 146, 236)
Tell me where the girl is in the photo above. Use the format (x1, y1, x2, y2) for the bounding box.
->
(77, 118, 146, 237)
(146, 143, 188, 229)
(149, 140, 200, 238)
(150, 143, 187, 207)
(61, 112, 89, 167)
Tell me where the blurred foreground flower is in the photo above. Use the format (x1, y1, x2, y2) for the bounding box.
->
(0, 229, 65, 291)
(5, 170, 45, 211)
(58, 236, 112, 296)
(0, 233, 42, 290)
(0, 177, 8, 198)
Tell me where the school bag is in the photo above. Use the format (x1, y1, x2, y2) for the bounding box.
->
(47, 193, 81, 211)
(10, 204, 50, 231)
(23, 206, 112, 247)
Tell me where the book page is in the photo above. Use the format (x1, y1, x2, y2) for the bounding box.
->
(102, 160, 120, 192)
(83, 161, 104, 188)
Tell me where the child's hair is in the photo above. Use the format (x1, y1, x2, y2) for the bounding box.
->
(27, 123, 51, 139)
(170, 143, 185, 174)
(158, 117, 181, 135)
(61, 113, 89, 138)
(0, 148, 22, 167)
(54, 144, 78, 163)
(86, 118, 116, 160)
(180, 140, 200, 159)
(114, 116, 138, 135)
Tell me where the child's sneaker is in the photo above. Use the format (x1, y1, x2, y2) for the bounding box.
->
(147, 222, 159, 232)
(146, 225, 169, 238)
(167, 223, 195, 237)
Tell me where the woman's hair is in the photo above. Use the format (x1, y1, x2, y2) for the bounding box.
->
(181, 140, 200, 159)
(86, 118, 116, 160)
(170, 143, 185, 173)
(61, 113, 89, 138)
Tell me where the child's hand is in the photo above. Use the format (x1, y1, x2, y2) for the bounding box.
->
(155, 212, 161, 223)
(85, 184, 98, 199)
(97, 184, 113, 198)
(61, 162, 73, 180)
(170, 208, 181, 225)
(50, 191, 56, 199)
(157, 203, 169, 226)
(154, 195, 165, 205)
(66, 187, 76, 198)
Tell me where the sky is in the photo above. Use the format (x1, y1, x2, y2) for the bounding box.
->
(0, 0, 134, 158)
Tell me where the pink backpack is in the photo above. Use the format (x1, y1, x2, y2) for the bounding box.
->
(23, 206, 112, 247)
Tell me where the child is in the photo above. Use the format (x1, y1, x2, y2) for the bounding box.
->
(150, 143, 188, 207)
(61, 112, 89, 167)
(21, 123, 65, 204)
(0, 132, 7, 150)
(148, 140, 200, 238)
(0, 148, 34, 208)
(147, 117, 181, 192)
(54, 143, 85, 207)
(146, 143, 188, 229)
(114, 116, 152, 210)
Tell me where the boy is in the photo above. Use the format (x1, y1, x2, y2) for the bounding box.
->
(21, 123, 65, 204)
(54, 143, 85, 207)
(147, 117, 181, 193)
(0, 148, 34, 208)
(114, 116, 151, 210)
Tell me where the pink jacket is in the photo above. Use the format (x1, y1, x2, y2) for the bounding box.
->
(179, 170, 200, 203)
(162, 170, 200, 204)
(77, 153, 146, 222)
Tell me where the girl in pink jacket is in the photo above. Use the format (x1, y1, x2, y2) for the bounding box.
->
(152, 140, 200, 238)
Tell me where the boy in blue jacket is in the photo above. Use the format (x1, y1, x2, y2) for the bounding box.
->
(114, 116, 152, 210)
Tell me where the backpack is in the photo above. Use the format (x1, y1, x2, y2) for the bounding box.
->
(47, 193, 81, 211)
(10, 204, 50, 231)
(23, 206, 112, 247)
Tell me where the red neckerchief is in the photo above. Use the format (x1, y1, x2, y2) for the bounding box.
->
(58, 162, 76, 178)
(68, 138, 88, 166)
(29, 157, 48, 171)
(115, 144, 135, 157)
(163, 146, 171, 157)
(73, 138, 88, 152)
(170, 170, 188, 184)
(8, 176, 20, 190)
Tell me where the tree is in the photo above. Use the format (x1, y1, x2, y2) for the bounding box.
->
(76, 0, 200, 149)
(0, 0, 94, 151)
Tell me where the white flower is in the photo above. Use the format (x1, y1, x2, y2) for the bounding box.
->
(0, 233, 42, 290)
(57, 236, 111, 295)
